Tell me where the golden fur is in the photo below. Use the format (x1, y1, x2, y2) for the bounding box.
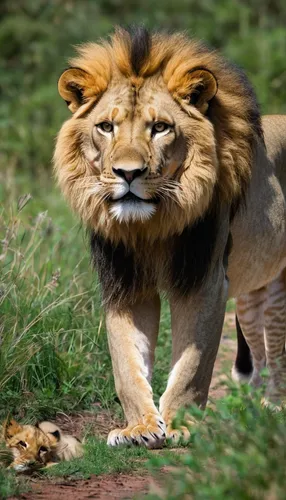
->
(54, 27, 261, 246)
(1, 419, 83, 472)
(54, 28, 286, 448)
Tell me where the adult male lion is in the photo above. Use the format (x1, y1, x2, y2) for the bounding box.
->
(54, 27, 286, 448)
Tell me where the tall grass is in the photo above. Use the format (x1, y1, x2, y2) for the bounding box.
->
(0, 170, 116, 421)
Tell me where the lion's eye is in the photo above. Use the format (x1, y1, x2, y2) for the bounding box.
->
(39, 446, 48, 453)
(18, 440, 27, 448)
(97, 121, 114, 133)
(152, 122, 170, 135)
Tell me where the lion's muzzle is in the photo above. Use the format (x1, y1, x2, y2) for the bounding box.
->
(112, 165, 148, 184)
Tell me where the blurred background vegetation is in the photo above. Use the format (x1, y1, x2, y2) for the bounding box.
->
(0, 2, 286, 495)
(1, 0, 286, 176)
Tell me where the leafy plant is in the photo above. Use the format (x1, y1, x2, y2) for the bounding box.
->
(147, 385, 286, 500)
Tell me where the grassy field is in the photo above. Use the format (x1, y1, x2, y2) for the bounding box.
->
(2, 168, 286, 499)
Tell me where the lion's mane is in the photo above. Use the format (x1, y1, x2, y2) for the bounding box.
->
(54, 27, 263, 305)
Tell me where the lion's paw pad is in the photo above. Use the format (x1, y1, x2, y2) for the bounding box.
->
(107, 414, 166, 449)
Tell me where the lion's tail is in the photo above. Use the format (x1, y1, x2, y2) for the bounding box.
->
(231, 314, 253, 383)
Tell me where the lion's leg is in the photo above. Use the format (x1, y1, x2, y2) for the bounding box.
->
(234, 288, 267, 387)
(159, 265, 228, 441)
(263, 271, 286, 407)
(106, 295, 166, 448)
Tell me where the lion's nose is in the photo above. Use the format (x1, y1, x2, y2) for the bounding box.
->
(112, 166, 147, 184)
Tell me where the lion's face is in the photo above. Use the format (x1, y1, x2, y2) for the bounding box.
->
(3, 419, 58, 472)
(77, 78, 203, 224)
(55, 76, 218, 241)
(54, 28, 259, 244)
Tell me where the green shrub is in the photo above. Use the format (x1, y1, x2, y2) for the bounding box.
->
(0, 467, 28, 499)
(147, 385, 286, 500)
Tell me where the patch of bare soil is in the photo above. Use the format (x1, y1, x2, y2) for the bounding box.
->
(11, 474, 151, 500)
(54, 409, 123, 440)
(9, 312, 236, 500)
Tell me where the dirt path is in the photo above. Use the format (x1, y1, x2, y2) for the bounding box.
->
(10, 312, 236, 500)
(11, 474, 152, 500)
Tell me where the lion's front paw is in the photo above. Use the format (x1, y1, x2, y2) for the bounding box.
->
(107, 413, 166, 449)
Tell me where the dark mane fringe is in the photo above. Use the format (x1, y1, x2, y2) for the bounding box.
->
(90, 231, 154, 307)
(171, 198, 220, 295)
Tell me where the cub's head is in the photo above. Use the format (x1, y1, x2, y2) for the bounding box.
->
(54, 27, 262, 244)
(3, 419, 59, 472)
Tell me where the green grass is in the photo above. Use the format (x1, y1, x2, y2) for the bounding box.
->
(225, 298, 235, 312)
(0, 467, 29, 499)
(45, 437, 149, 479)
(3, 386, 286, 499)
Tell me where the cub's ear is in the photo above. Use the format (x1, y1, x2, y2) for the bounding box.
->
(3, 418, 23, 439)
(179, 68, 218, 114)
(50, 430, 61, 442)
(47, 429, 61, 447)
(58, 68, 98, 114)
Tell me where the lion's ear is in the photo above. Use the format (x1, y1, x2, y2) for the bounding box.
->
(3, 418, 23, 439)
(180, 68, 218, 114)
(58, 68, 98, 114)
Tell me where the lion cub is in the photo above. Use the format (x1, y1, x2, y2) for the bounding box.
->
(1, 418, 83, 472)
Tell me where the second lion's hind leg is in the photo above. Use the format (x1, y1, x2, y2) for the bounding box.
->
(235, 288, 267, 387)
(263, 270, 286, 407)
